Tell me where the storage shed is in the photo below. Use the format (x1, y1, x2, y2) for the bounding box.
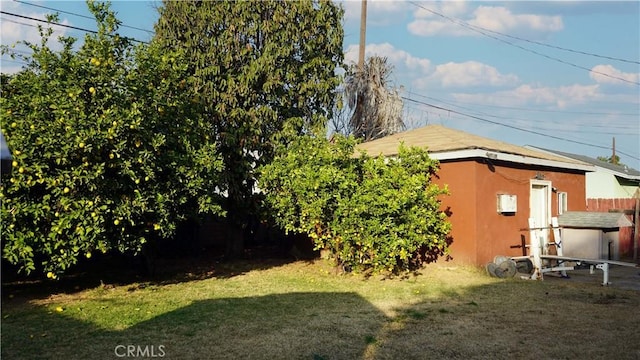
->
(356, 125, 594, 266)
(558, 211, 634, 260)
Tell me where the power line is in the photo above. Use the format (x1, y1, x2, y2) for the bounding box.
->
(0, 10, 148, 44)
(1, 58, 29, 66)
(1, 16, 38, 28)
(408, 98, 639, 133)
(406, 90, 640, 117)
(407, 2, 640, 86)
(12, 0, 154, 35)
(403, 91, 640, 134)
(402, 96, 640, 161)
(413, 4, 639, 65)
(468, 24, 639, 65)
(404, 105, 637, 137)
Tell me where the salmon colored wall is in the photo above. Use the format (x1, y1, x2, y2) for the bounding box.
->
(434, 158, 587, 266)
(433, 160, 478, 264)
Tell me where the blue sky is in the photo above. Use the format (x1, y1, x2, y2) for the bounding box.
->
(1, 0, 639, 168)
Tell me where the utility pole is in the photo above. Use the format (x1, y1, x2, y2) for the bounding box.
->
(358, 0, 367, 71)
(612, 137, 618, 164)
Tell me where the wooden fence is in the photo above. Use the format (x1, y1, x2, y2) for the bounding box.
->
(586, 198, 638, 259)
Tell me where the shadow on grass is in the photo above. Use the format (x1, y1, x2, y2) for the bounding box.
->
(367, 279, 640, 360)
(3, 268, 639, 360)
(1, 291, 386, 360)
(1, 246, 301, 301)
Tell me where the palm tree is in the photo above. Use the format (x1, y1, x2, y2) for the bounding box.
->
(344, 56, 404, 141)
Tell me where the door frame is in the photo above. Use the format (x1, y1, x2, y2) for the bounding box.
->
(530, 179, 553, 251)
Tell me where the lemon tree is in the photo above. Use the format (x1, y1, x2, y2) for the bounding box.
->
(259, 135, 452, 274)
(0, 2, 223, 277)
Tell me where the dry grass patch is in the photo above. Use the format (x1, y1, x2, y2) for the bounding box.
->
(2, 260, 639, 359)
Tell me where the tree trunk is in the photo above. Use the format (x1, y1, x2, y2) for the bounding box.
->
(224, 185, 246, 259)
(225, 219, 245, 259)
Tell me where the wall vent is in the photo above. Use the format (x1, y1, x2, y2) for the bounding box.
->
(497, 194, 517, 213)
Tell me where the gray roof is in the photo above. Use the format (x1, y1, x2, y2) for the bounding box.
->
(558, 211, 634, 229)
(529, 146, 640, 180)
(356, 125, 589, 167)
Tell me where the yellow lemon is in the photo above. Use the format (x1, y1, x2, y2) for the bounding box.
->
(63, 187, 70, 194)
(114, 219, 120, 226)
(89, 87, 95, 94)
(11, 161, 17, 167)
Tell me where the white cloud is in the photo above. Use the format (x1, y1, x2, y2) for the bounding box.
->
(590, 64, 640, 86)
(452, 84, 602, 109)
(413, 1, 470, 19)
(344, 42, 431, 75)
(0, 5, 70, 46)
(408, 4, 563, 37)
(472, 6, 563, 33)
(418, 61, 519, 88)
(341, 0, 411, 26)
(1, 3, 71, 74)
(408, 19, 471, 37)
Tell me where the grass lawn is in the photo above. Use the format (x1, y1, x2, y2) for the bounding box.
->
(2, 258, 640, 359)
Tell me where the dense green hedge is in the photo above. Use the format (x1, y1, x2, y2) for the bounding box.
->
(0, 3, 223, 277)
(259, 135, 451, 274)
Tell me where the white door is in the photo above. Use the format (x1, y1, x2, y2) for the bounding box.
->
(530, 180, 552, 253)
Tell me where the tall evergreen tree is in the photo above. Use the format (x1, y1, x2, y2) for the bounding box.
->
(153, 0, 344, 257)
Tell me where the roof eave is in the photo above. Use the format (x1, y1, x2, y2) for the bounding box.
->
(607, 170, 640, 181)
(429, 149, 595, 172)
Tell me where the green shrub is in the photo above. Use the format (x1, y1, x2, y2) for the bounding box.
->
(259, 135, 451, 274)
(0, 3, 223, 277)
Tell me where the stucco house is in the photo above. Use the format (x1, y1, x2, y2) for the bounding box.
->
(356, 125, 594, 266)
(526, 147, 640, 199)
(527, 147, 640, 258)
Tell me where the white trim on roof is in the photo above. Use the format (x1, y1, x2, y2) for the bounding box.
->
(429, 149, 595, 172)
(525, 145, 640, 181)
(602, 167, 640, 181)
